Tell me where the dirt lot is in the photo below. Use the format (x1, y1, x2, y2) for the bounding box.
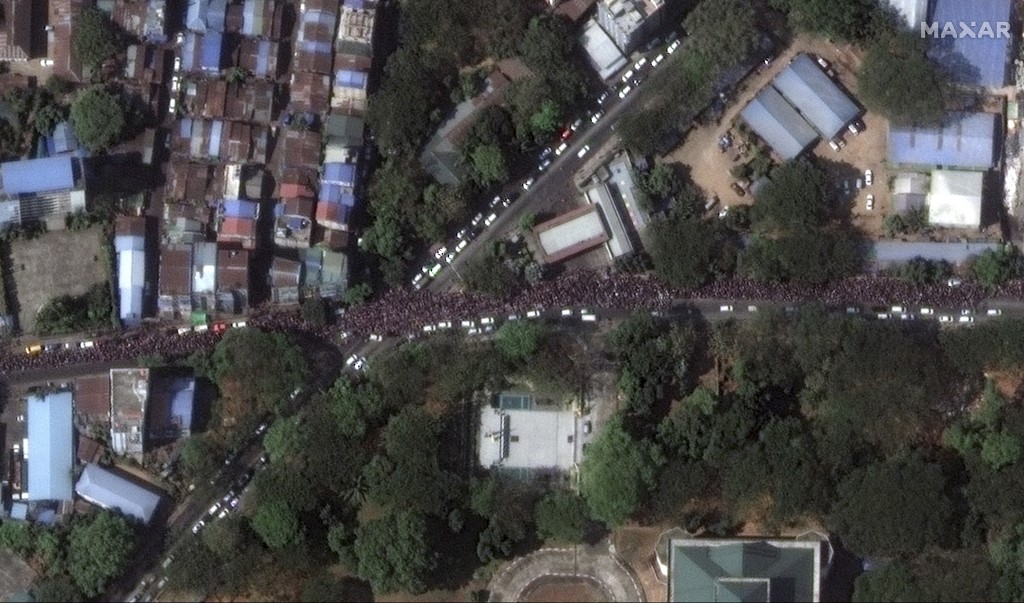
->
(521, 577, 611, 602)
(662, 36, 894, 237)
(613, 526, 666, 602)
(8, 226, 108, 333)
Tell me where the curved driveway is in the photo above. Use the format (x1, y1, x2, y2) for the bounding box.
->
(488, 546, 645, 603)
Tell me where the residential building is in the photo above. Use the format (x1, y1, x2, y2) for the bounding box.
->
(180, 31, 225, 73)
(335, 0, 376, 58)
(294, 5, 338, 74)
(269, 255, 302, 304)
(274, 196, 315, 248)
(0, 0, 37, 61)
(182, 80, 276, 123)
(279, 129, 324, 169)
(595, 0, 665, 55)
(0, 156, 87, 229)
(289, 71, 333, 113)
(888, 112, 999, 170)
(74, 374, 112, 427)
(226, 0, 285, 39)
(478, 392, 579, 473)
(666, 538, 825, 602)
(216, 199, 261, 248)
(238, 37, 281, 79)
(124, 44, 171, 86)
(48, 0, 86, 82)
(26, 391, 75, 502)
(871, 240, 999, 267)
(75, 464, 163, 524)
(556, 0, 599, 23)
(216, 247, 250, 312)
(45, 121, 81, 157)
(323, 114, 364, 162)
(301, 248, 348, 298)
(158, 244, 193, 317)
(110, 368, 149, 458)
(114, 216, 148, 327)
(111, 0, 168, 43)
(580, 18, 628, 81)
(172, 118, 270, 163)
(927, 169, 984, 228)
(533, 205, 611, 264)
(331, 67, 369, 114)
(891, 172, 929, 214)
(192, 241, 218, 311)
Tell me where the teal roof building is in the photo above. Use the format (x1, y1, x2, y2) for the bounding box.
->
(668, 538, 823, 602)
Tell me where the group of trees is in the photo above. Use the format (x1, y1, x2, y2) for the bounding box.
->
(574, 307, 1024, 600)
(1, 510, 136, 601)
(35, 281, 113, 335)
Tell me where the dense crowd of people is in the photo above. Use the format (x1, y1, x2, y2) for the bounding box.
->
(0, 269, 1004, 375)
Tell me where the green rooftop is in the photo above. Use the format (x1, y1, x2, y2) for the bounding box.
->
(669, 539, 821, 602)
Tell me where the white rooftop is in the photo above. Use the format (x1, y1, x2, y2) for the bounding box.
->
(478, 407, 577, 471)
(536, 205, 609, 262)
(927, 169, 983, 228)
(580, 18, 628, 80)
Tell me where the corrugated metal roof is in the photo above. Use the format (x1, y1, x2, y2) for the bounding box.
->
(186, 0, 210, 32)
(75, 463, 162, 524)
(118, 248, 145, 324)
(200, 31, 224, 72)
(27, 392, 75, 501)
(740, 87, 818, 160)
(928, 0, 1011, 87)
(888, 112, 997, 168)
(535, 205, 609, 263)
(221, 198, 260, 219)
(207, 0, 228, 31)
(193, 242, 218, 293)
(334, 69, 368, 89)
(182, 32, 199, 71)
(1, 156, 75, 195)
(772, 54, 860, 139)
(928, 169, 983, 227)
(322, 162, 356, 186)
(51, 121, 80, 155)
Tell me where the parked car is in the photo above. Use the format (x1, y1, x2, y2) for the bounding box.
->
(590, 110, 604, 124)
(231, 320, 247, 328)
(570, 118, 583, 131)
(346, 354, 358, 367)
(489, 195, 502, 209)
(720, 305, 734, 312)
(522, 177, 535, 191)
(864, 169, 873, 186)
(620, 69, 634, 84)
(353, 357, 367, 371)
(828, 139, 840, 152)
(816, 55, 829, 69)
(554, 142, 569, 156)
(24, 344, 42, 356)
(920, 307, 934, 315)
(538, 158, 552, 172)
(369, 333, 383, 342)
(987, 308, 1003, 316)
(651, 53, 665, 67)
(848, 121, 861, 135)
(428, 263, 443, 277)
(618, 84, 632, 98)
(454, 239, 468, 253)
(433, 246, 447, 260)
(484, 213, 498, 226)
(633, 57, 647, 71)
(597, 91, 610, 105)
(729, 182, 746, 197)
(959, 315, 975, 324)
(526, 310, 541, 318)
(667, 39, 681, 53)
(576, 144, 591, 159)
(865, 194, 874, 210)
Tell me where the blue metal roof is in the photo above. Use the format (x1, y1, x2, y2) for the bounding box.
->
(335, 70, 368, 89)
(322, 162, 356, 186)
(27, 392, 74, 502)
(1, 156, 75, 195)
(207, 0, 228, 31)
(319, 182, 342, 203)
(347, 0, 367, 8)
(49, 121, 80, 155)
(888, 112, 997, 168)
(928, 0, 1011, 87)
(182, 33, 198, 71)
(75, 464, 162, 524)
(772, 54, 861, 139)
(254, 41, 270, 77)
(222, 199, 259, 219)
(740, 87, 818, 160)
(186, 0, 210, 33)
(200, 32, 224, 72)
(340, 191, 356, 208)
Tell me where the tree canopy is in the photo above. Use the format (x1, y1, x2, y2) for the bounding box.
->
(70, 87, 127, 152)
(858, 30, 947, 126)
(211, 328, 308, 416)
(649, 215, 736, 288)
(580, 417, 660, 527)
(535, 491, 589, 543)
(829, 455, 956, 557)
(354, 512, 436, 594)
(71, 8, 125, 69)
(67, 511, 136, 597)
(685, 0, 758, 70)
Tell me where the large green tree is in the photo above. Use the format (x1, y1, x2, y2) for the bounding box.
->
(250, 499, 304, 549)
(580, 417, 660, 527)
(211, 328, 308, 416)
(468, 143, 508, 186)
(71, 8, 125, 69)
(685, 0, 758, 70)
(70, 86, 127, 152)
(354, 512, 436, 594)
(67, 511, 136, 597)
(830, 455, 956, 557)
(650, 215, 736, 288)
(494, 320, 543, 362)
(858, 30, 947, 126)
(535, 491, 589, 543)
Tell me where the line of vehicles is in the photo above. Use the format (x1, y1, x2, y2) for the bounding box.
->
(23, 338, 95, 356)
(717, 301, 1000, 324)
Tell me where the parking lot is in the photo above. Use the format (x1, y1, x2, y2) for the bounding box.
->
(8, 226, 109, 334)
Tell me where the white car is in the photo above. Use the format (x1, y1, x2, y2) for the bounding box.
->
(864, 169, 873, 186)
(445, 251, 457, 263)
(747, 305, 758, 312)
(633, 57, 647, 71)
(961, 309, 973, 316)
(194, 324, 208, 333)
(561, 308, 573, 316)
(345, 354, 358, 366)
(959, 315, 975, 324)
(412, 273, 425, 288)
(570, 118, 583, 131)
(939, 315, 953, 323)
(522, 177, 535, 191)
(231, 320, 247, 328)
(576, 144, 591, 159)
(484, 213, 498, 226)
(467, 328, 480, 336)
(554, 142, 569, 156)
(508, 314, 520, 321)
(171, 75, 181, 92)
(422, 324, 436, 333)
(538, 158, 552, 172)
(490, 195, 502, 209)
(428, 263, 443, 277)
(41, 58, 54, 67)
(168, 97, 177, 114)
(461, 320, 475, 328)
(79, 340, 95, 349)
(456, 228, 468, 240)
(877, 312, 890, 320)
(481, 317, 495, 325)
(590, 110, 604, 124)
(667, 40, 681, 54)
(471, 213, 484, 227)
(454, 239, 468, 253)
(581, 313, 597, 322)
(651, 53, 665, 67)
(173, 56, 182, 72)
(891, 305, 904, 313)
(987, 308, 1003, 316)
(437, 321, 452, 329)
(192, 520, 206, 534)
(920, 308, 934, 315)
(621, 69, 634, 84)
(177, 326, 191, 335)
(353, 357, 367, 371)
(527, 310, 541, 318)
(434, 246, 448, 260)
(865, 194, 874, 210)
(947, 278, 963, 287)
(719, 305, 733, 312)
(828, 139, 840, 152)
(369, 334, 383, 342)
(618, 85, 632, 99)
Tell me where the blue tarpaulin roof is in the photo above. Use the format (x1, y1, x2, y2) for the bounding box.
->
(222, 199, 259, 218)
(319, 182, 342, 203)
(1, 156, 75, 195)
(168, 378, 195, 433)
(888, 112, 997, 168)
(740, 87, 818, 160)
(928, 0, 1011, 87)
(335, 70, 368, 89)
(75, 464, 162, 524)
(254, 41, 271, 77)
(772, 54, 861, 139)
(200, 32, 224, 72)
(27, 392, 74, 502)
(322, 162, 356, 186)
(347, 0, 367, 8)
